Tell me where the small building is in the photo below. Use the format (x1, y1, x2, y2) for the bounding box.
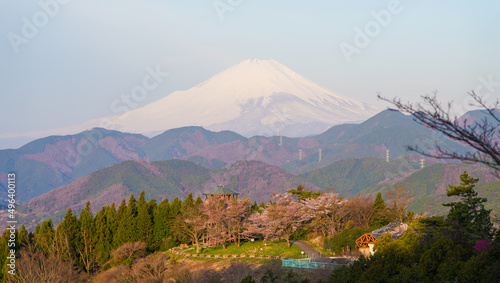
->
(202, 185, 239, 200)
(355, 220, 407, 257)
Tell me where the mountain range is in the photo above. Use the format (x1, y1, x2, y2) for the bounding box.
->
(22, 159, 320, 228)
(0, 59, 382, 148)
(18, 156, 499, 230)
(0, 109, 483, 204)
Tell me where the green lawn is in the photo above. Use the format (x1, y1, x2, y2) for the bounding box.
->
(184, 240, 303, 258)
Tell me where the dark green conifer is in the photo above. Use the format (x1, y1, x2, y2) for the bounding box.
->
(136, 191, 154, 248)
(113, 199, 128, 248)
(79, 202, 97, 272)
(152, 199, 170, 250)
(443, 171, 493, 238)
(36, 219, 55, 254)
(56, 209, 80, 261)
(182, 193, 195, 210)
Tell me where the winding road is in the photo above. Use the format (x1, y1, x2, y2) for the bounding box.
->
(291, 240, 331, 262)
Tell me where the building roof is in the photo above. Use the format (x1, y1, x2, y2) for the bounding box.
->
(202, 186, 239, 195)
(356, 219, 407, 247)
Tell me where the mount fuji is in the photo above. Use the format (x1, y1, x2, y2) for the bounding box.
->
(102, 59, 382, 137)
(2, 59, 383, 147)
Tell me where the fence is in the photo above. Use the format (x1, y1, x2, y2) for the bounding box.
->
(282, 258, 338, 270)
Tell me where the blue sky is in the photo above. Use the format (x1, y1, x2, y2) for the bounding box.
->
(0, 0, 499, 147)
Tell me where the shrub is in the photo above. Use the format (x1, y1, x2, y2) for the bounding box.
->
(323, 228, 371, 255)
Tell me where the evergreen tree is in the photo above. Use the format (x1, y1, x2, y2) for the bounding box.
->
(372, 192, 390, 227)
(182, 193, 195, 210)
(147, 199, 157, 215)
(373, 192, 387, 211)
(250, 201, 259, 213)
(95, 207, 113, 264)
(195, 196, 203, 206)
(0, 233, 9, 279)
(18, 225, 28, 248)
(443, 171, 493, 238)
(79, 202, 97, 272)
(136, 191, 154, 249)
(286, 185, 321, 200)
(56, 209, 80, 261)
(113, 199, 128, 248)
(152, 199, 171, 250)
(36, 219, 55, 254)
(126, 194, 139, 242)
(170, 197, 182, 216)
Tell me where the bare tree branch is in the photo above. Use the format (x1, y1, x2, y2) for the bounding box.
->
(378, 91, 500, 174)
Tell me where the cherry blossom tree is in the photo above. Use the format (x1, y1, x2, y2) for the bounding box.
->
(173, 204, 206, 253)
(225, 198, 252, 247)
(202, 197, 231, 248)
(302, 193, 350, 237)
(247, 193, 311, 247)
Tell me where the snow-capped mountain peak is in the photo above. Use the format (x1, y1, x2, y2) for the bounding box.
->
(105, 58, 382, 137)
(1, 59, 383, 145)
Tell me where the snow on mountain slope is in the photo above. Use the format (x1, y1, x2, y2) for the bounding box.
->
(1, 59, 383, 148)
(105, 59, 383, 137)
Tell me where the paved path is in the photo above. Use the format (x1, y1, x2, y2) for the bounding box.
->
(291, 240, 331, 262)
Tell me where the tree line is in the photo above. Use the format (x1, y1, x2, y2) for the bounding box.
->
(327, 171, 499, 282)
(0, 184, 413, 279)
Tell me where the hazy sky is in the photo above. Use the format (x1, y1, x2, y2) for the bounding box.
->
(1, 0, 499, 148)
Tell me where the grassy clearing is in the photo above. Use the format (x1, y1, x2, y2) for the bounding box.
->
(184, 240, 303, 258)
(166, 251, 277, 264)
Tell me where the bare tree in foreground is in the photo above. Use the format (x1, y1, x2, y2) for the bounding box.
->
(386, 185, 414, 223)
(378, 91, 500, 174)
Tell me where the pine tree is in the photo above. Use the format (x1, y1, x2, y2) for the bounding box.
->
(136, 191, 154, 249)
(18, 225, 28, 248)
(113, 199, 128, 248)
(79, 202, 97, 272)
(182, 193, 195, 210)
(113, 194, 139, 245)
(169, 197, 183, 243)
(0, 234, 9, 279)
(56, 209, 80, 261)
(195, 196, 203, 206)
(170, 197, 182, 216)
(36, 219, 55, 254)
(443, 171, 493, 238)
(372, 192, 390, 227)
(152, 199, 170, 250)
(95, 203, 116, 264)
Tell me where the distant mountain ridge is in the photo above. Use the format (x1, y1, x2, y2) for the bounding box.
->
(22, 159, 319, 228)
(0, 59, 383, 145)
(359, 163, 500, 216)
(0, 109, 479, 204)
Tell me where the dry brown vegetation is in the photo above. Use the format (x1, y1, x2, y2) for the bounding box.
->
(6, 249, 87, 283)
(91, 254, 331, 283)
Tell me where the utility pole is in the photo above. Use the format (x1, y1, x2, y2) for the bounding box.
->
(318, 149, 322, 162)
(386, 149, 390, 163)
